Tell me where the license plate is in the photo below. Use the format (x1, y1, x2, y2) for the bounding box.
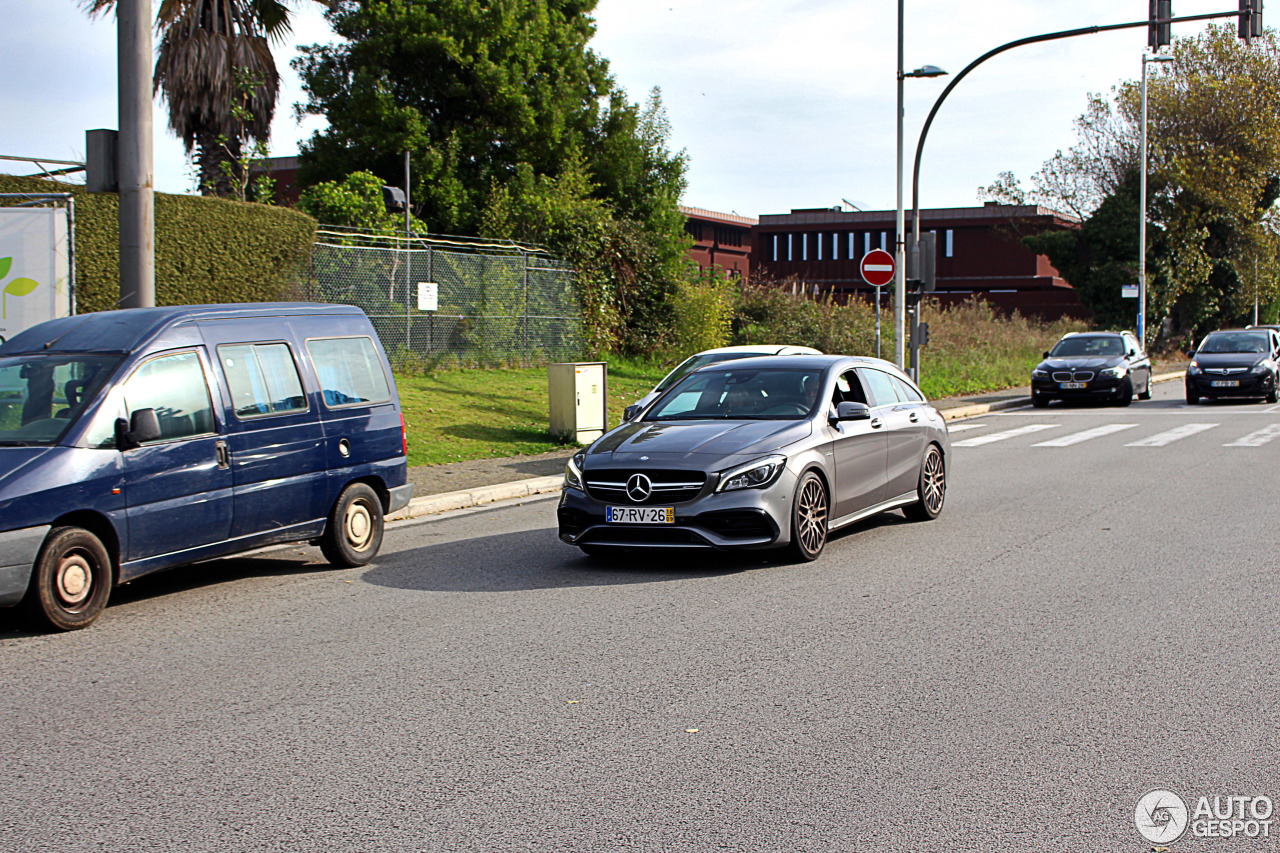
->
(1059, 381, 1087, 389)
(1211, 380, 1239, 387)
(606, 506, 674, 524)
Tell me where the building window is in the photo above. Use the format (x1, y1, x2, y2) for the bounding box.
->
(772, 234, 778, 262)
(879, 232, 887, 251)
(849, 233, 855, 259)
(817, 233, 823, 261)
(802, 233, 808, 261)
(945, 229, 954, 257)
(863, 233, 870, 256)
(787, 233, 793, 262)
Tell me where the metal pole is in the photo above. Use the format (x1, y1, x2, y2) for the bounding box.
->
(875, 285, 882, 359)
(67, 196, 76, 315)
(405, 151, 411, 351)
(1138, 55, 1149, 344)
(118, 0, 154, 308)
(894, 0, 906, 370)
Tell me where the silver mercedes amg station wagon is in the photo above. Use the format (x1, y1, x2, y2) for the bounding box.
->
(557, 355, 949, 562)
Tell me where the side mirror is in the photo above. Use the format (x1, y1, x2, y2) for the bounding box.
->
(623, 404, 642, 422)
(1128, 348, 1137, 357)
(1042, 351, 1050, 359)
(116, 408, 161, 450)
(835, 401, 871, 421)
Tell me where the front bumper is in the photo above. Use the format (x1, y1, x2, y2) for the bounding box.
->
(1187, 372, 1274, 398)
(1031, 375, 1126, 399)
(557, 476, 792, 551)
(0, 525, 50, 607)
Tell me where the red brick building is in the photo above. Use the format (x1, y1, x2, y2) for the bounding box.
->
(680, 205, 756, 280)
(750, 203, 1087, 319)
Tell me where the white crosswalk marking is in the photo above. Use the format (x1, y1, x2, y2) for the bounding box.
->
(1224, 423, 1280, 447)
(1126, 423, 1218, 446)
(946, 423, 987, 432)
(1032, 423, 1139, 447)
(953, 424, 1058, 447)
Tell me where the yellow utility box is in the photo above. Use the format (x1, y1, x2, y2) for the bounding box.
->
(549, 362, 607, 443)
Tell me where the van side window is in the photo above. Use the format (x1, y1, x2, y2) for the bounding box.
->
(124, 351, 215, 441)
(306, 336, 391, 407)
(218, 343, 308, 418)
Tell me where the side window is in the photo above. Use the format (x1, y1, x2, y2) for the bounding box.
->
(891, 376, 924, 403)
(306, 336, 392, 407)
(123, 351, 215, 441)
(218, 342, 308, 419)
(832, 370, 868, 406)
(859, 368, 902, 407)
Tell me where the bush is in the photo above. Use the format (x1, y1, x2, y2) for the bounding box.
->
(732, 279, 879, 355)
(0, 175, 316, 312)
(671, 271, 735, 357)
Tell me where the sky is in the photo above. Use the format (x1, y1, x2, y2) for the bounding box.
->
(0, 0, 1243, 219)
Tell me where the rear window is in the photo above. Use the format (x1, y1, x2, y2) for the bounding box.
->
(218, 342, 308, 419)
(306, 336, 391, 407)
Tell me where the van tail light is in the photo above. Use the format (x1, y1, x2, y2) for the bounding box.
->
(400, 413, 408, 456)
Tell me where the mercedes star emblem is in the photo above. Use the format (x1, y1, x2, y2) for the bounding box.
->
(626, 473, 652, 503)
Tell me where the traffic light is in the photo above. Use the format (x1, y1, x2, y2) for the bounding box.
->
(1240, 0, 1264, 42)
(1149, 0, 1172, 51)
(907, 232, 937, 292)
(917, 322, 930, 348)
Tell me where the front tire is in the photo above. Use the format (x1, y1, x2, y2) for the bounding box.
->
(1186, 386, 1200, 405)
(1115, 378, 1133, 407)
(320, 483, 385, 567)
(786, 472, 828, 562)
(904, 444, 946, 521)
(22, 526, 112, 631)
(1030, 391, 1050, 408)
(1267, 376, 1278, 404)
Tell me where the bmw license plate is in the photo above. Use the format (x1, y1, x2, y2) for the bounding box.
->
(1059, 381, 1087, 389)
(1211, 380, 1239, 387)
(607, 506, 674, 524)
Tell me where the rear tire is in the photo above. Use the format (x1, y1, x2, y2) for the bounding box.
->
(786, 472, 828, 562)
(1137, 373, 1152, 400)
(1268, 377, 1278, 404)
(22, 526, 112, 632)
(904, 444, 946, 521)
(320, 483, 385, 567)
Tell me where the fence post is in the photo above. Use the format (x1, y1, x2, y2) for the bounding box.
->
(405, 239, 412, 353)
(427, 245, 433, 354)
(523, 251, 530, 364)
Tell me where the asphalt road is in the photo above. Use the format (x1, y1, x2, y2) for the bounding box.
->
(2, 378, 1278, 851)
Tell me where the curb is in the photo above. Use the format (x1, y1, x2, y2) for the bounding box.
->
(388, 474, 563, 522)
(938, 370, 1185, 422)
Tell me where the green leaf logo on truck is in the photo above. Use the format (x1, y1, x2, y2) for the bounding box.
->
(0, 257, 40, 319)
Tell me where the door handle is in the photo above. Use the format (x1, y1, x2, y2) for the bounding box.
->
(215, 441, 230, 469)
(870, 417, 883, 429)
(909, 412, 920, 423)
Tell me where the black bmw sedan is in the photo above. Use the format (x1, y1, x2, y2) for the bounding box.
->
(1030, 331, 1152, 407)
(1185, 329, 1280, 404)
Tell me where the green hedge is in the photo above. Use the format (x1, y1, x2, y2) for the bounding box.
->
(0, 175, 316, 313)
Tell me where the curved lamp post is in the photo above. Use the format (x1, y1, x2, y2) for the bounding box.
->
(1139, 52, 1175, 344)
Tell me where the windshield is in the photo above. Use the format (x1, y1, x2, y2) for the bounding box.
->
(1049, 336, 1125, 357)
(648, 367, 824, 421)
(1199, 332, 1270, 354)
(655, 351, 777, 392)
(0, 354, 120, 446)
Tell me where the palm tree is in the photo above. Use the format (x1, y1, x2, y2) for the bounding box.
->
(85, 0, 325, 196)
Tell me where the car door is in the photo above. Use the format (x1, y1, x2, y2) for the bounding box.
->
(826, 369, 886, 520)
(858, 367, 921, 500)
(200, 319, 330, 539)
(1123, 332, 1151, 392)
(120, 349, 233, 562)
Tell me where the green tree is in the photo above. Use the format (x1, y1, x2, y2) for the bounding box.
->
(299, 169, 427, 233)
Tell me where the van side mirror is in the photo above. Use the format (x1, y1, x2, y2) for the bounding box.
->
(116, 408, 161, 449)
(623, 404, 642, 422)
(834, 401, 871, 421)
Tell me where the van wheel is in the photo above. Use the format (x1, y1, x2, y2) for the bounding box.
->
(23, 527, 112, 631)
(321, 483, 385, 567)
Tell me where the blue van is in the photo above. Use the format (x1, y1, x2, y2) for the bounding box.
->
(0, 303, 411, 631)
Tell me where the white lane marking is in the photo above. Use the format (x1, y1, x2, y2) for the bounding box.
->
(1263, 404, 1280, 414)
(953, 424, 1059, 447)
(1126, 423, 1219, 446)
(1032, 423, 1139, 447)
(946, 423, 988, 432)
(1224, 423, 1280, 447)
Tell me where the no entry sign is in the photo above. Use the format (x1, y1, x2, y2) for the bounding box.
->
(860, 249, 895, 288)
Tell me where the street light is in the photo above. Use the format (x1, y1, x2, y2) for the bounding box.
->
(1138, 52, 1174, 344)
(895, 0, 947, 370)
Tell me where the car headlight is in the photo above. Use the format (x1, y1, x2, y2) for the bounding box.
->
(1187, 360, 1201, 374)
(564, 451, 586, 491)
(1032, 368, 1049, 379)
(1099, 365, 1127, 378)
(1253, 361, 1274, 374)
(717, 455, 787, 493)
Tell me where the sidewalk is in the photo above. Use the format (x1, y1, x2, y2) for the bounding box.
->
(388, 368, 1186, 521)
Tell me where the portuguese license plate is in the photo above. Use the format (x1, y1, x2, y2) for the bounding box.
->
(1059, 381, 1087, 390)
(1211, 380, 1239, 387)
(606, 506, 674, 524)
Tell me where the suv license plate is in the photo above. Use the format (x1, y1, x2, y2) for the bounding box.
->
(1211, 380, 1239, 387)
(1059, 381, 1087, 389)
(607, 506, 674, 524)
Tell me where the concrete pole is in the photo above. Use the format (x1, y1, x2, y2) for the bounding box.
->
(1138, 55, 1149, 344)
(893, 0, 906, 370)
(118, 0, 154, 308)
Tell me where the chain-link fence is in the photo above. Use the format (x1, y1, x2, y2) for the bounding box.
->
(303, 229, 583, 369)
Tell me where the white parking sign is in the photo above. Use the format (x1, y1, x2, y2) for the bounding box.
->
(417, 281, 438, 311)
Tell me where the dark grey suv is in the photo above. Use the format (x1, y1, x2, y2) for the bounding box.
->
(557, 355, 950, 563)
